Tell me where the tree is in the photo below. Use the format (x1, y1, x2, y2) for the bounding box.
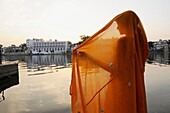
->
(19, 43, 27, 52)
(80, 35, 90, 42)
(67, 41, 72, 45)
(148, 41, 154, 50)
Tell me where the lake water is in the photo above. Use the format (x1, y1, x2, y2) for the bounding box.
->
(0, 53, 170, 113)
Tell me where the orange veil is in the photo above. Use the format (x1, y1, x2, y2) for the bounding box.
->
(70, 10, 149, 113)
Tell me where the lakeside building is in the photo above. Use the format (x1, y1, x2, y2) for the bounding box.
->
(148, 39, 170, 52)
(26, 38, 71, 54)
(2, 45, 23, 54)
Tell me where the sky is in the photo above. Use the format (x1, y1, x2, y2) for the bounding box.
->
(0, 0, 170, 47)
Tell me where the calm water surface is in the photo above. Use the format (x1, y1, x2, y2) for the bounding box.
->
(0, 53, 170, 113)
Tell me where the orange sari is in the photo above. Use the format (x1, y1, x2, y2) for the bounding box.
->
(70, 10, 149, 113)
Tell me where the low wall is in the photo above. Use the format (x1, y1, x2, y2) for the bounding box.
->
(0, 63, 18, 79)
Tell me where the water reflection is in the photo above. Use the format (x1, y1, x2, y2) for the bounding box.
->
(2, 52, 169, 66)
(27, 55, 71, 68)
(2, 55, 71, 67)
(1, 54, 170, 113)
(2, 55, 72, 77)
(147, 52, 170, 65)
(0, 55, 72, 113)
(145, 64, 170, 113)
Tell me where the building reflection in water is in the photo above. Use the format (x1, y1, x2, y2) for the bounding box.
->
(0, 55, 71, 102)
(2, 53, 169, 66)
(27, 55, 71, 69)
(2, 55, 72, 68)
(147, 52, 170, 65)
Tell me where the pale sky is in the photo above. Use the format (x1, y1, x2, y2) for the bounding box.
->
(0, 0, 170, 46)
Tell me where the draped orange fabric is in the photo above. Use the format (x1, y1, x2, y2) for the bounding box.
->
(70, 10, 149, 113)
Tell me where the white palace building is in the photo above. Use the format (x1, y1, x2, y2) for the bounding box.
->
(26, 38, 71, 54)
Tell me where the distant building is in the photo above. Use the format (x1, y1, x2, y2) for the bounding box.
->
(2, 45, 22, 54)
(26, 38, 71, 54)
(153, 39, 163, 51)
(151, 39, 169, 52)
(71, 43, 79, 52)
